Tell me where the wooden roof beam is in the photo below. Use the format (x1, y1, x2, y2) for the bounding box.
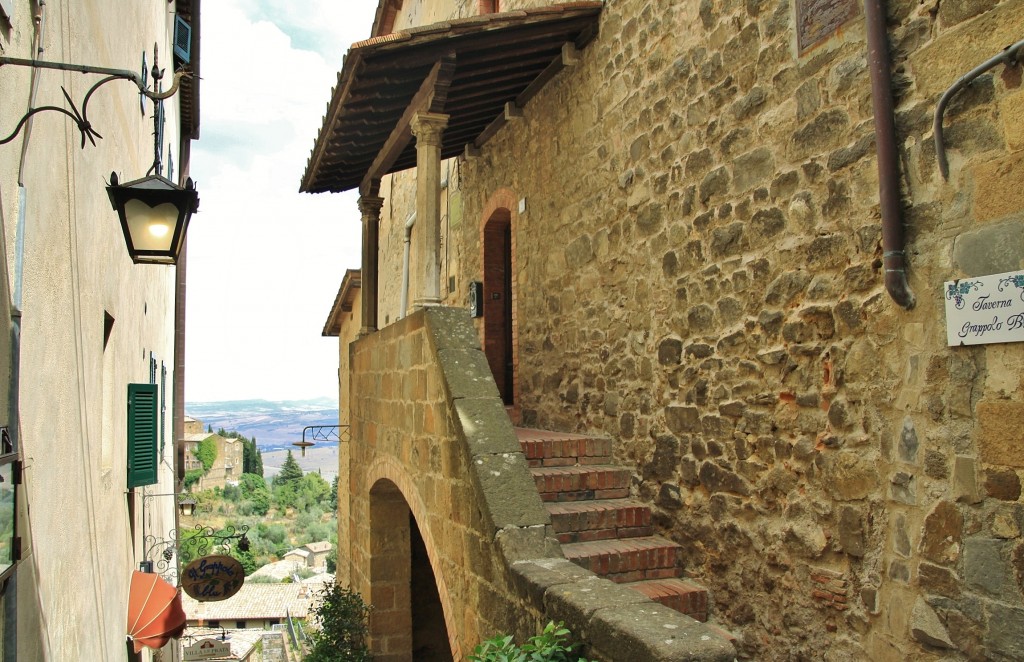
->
(360, 53, 456, 196)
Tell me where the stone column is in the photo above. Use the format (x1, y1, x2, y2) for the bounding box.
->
(358, 194, 384, 335)
(410, 112, 449, 309)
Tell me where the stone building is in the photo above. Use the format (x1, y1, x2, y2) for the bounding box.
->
(184, 429, 245, 490)
(0, 0, 201, 659)
(311, 0, 1024, 660)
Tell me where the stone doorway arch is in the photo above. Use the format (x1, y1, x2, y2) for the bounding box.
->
(368, 479, 454, 661)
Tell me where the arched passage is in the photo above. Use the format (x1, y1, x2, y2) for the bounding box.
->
(368, 478, 453, 661)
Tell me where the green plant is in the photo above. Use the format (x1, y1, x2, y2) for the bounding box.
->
(196, 436, 217, 472)
(183, 469, 204, 490)
(305, 580, 372, 662)
(469, 622, 593, 662)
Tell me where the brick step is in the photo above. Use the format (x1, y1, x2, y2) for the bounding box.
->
(627, 578, 709, 622)
(561, 536, 683, 583)
(531, 465, 631, 502)
(515, 427, 612, 466)
(546, 499, 653, 543)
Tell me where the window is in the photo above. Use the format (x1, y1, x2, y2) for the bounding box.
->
(236, 620, 246, 629)
(127, 384, 159, 488)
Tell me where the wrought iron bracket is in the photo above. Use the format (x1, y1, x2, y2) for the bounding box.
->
(294, 425, 350, 456)
(934, 37, 1024, 179)
(144, 524, 250, 585)
(0, 43, 190, 150)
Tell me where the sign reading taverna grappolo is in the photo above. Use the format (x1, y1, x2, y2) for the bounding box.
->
(945, 270, 1024, 346)
(181, 555, 244, 602)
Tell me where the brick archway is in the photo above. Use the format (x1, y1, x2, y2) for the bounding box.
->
(479, 188, 519, 412)
(366, 463, 460, 661)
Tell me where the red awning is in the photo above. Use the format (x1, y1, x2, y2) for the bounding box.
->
(127, 570, 187, 652)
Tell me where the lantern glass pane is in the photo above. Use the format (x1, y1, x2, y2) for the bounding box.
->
(125, 200, 179, 252)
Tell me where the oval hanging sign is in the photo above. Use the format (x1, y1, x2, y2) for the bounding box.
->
(181, 555, 245, 602)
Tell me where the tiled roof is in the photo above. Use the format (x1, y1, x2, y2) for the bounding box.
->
(304, 541, 333, 553)
(182, 581, 329, 621)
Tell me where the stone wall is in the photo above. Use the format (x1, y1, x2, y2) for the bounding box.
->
(347, 307, 734, 660)
(369, 0, 1024, 658)
(348, 308, 537, 659)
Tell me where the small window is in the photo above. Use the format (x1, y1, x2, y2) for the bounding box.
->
(236, 620, 246, 629)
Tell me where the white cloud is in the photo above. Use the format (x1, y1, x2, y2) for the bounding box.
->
(185, 0, 377, 403)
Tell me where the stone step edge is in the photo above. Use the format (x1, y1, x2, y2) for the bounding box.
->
(626, 578, 709, 622)
(546, 498, 653, 541)
(509, 558, 736, 661)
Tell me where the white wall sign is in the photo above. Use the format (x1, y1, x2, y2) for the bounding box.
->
(184, 638, 231, 660)
(945, 270, 1024, 346)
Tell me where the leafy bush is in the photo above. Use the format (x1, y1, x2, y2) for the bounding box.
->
(184, 469, 204, 490)
(469, 622, 593, 662)
(196, 436, 217, 472)
(305, 580, 372, 662)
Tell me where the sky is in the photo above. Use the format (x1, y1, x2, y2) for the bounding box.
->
(185, 0, 380, 403)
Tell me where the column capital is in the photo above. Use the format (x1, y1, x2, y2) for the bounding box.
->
(357, 195, 385, 217)
(410, 112, 449, 147)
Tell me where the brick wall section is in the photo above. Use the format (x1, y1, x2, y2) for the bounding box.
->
(348, 308, 734, 661)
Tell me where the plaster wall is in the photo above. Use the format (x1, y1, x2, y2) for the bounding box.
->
(0, 1, 187, 659)
(365, 0, 1024, 659)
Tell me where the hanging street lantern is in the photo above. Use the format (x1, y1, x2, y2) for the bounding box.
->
(107, 173, 198, 264)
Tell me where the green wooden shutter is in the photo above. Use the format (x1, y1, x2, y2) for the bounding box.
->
(127, 383, 159, 488)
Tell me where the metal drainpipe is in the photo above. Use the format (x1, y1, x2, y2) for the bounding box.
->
(5, 2, 48, 655)
(865, 0, 916, 309)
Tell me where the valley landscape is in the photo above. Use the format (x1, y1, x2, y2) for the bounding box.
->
(185, 397, 339, 450)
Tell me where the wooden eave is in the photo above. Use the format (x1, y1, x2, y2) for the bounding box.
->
(300, 3, 603, 194)
(323, 269, 363, 336)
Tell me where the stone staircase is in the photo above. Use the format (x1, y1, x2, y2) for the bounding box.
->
(516, 427, 710, 622)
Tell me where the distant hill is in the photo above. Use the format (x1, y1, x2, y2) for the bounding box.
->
(185, 397, 338, 450)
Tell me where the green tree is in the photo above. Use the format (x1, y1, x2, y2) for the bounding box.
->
(305, 580, 372, 662)
(231, 544, 259, 575)
(300, 472, 331, 504)
(242, 436, 265, 477)
(330, 475, 339, 512)
(240, 473, 270, 516)
(277, 450, 303, 485)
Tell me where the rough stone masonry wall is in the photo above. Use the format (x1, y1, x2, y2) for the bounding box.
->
(348, 308, 736, 660)
(349, 308, 554, 658)
(441, 0, 1024, 659)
